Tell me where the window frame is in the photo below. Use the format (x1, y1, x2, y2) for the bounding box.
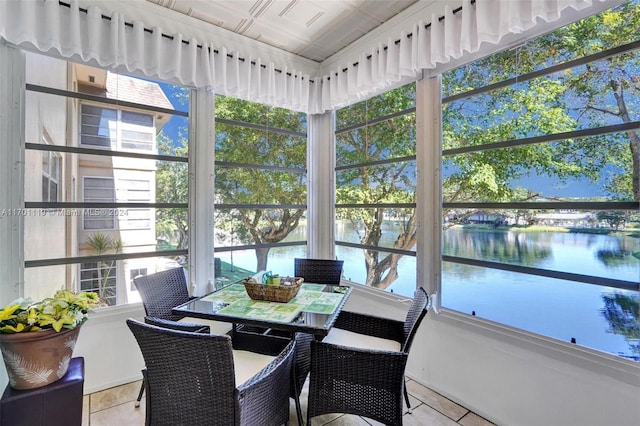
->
(333, 83, 418, 295)
(438, 14, 640, 360)
(212, 98, 308, 275)
(82, 176, 116, 230)
(22, 66, 190, 307)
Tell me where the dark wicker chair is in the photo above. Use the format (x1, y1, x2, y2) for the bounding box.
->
(132, 267, 230, 406)
(127, 318, 295, 426)
(307, 287, 429, 426)
(294, 258, 344, 285)
(137, 317, 211, 418)
(133, 267, 192, 321)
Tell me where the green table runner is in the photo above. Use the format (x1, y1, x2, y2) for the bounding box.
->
(218, 299, 303, 323)
(201, 283, 345, 321)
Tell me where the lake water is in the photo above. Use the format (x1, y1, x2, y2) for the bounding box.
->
(216, 223, 640, 360)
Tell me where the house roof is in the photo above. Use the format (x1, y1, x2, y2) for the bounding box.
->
(105, 73, 174, 111)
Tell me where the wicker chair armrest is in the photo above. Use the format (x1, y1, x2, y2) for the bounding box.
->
(144, 316, 210, 334)
(333, 310, 405, 342)
(237, 340, 295, 425)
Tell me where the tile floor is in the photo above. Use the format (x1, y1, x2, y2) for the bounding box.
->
(82, 378, 494, 426)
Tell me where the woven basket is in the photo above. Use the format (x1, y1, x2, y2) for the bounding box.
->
(242, 277, 304, 303)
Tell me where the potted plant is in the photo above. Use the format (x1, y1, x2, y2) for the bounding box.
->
(0, 290, 101, 390)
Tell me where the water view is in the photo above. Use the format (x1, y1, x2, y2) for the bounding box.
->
(216, 222, 639, 360)
(442, 228, 639, 361)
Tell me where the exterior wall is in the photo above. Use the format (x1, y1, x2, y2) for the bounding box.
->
(23, 53, 69, 301)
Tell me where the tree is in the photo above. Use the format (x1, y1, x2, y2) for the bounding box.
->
(596, 210, 628, 230)
(153, 84, 190, 250)
(538, 2, 640, 201)
(154, 3, 639, 288)
(214, 96, 307, 271)
(154, 92, 306, 272)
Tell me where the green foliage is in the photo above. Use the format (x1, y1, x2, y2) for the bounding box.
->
(0, 290, 101, 333)
(156, 132, 189, 249)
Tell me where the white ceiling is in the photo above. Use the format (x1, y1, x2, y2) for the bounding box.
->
(145, 0, 419, 63)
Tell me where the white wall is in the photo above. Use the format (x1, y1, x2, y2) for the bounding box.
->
(414, 312, 640, 426)
(72, 303, 147, 394)
(349, 286, 640, 426)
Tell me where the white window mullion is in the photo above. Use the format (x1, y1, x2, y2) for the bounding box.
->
(416, 75, 442, 310)
(307, 111, 336, 259)
(188, 88, 215, 296)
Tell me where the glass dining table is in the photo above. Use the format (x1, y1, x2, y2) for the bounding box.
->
(172, 282, 352, 343)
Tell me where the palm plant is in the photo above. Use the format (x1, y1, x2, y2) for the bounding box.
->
(85, 232, 123, 304)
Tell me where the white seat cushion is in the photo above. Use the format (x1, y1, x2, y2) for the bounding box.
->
(232, 350, 276, 386)
(323, 327, 401, 352)
(178, 318, 274, 386)
(178, 316, 233, 335)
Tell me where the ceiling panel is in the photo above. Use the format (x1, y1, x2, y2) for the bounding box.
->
(145, 0, 419, 62)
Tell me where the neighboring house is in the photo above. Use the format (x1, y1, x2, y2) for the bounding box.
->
(23, 54, 172, 305)
(534, 212, 596, 227)
(464, 211, 507, 226)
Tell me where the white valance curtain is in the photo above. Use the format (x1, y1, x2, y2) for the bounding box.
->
(0, 0, 316, 112)
(0, 0, 611, 113)
(320, 0, 611, 110)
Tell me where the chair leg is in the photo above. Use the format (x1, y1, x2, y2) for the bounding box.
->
(404, 380, 412, 414)
(294, 394, 304, 425)
(135, 378, 145, 408)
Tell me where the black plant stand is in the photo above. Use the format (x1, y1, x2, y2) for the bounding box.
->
(0, 357, 85, 426)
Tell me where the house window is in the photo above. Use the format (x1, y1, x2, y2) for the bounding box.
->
(82, 177, 151, 230)
(334, 83, 417, 297)
(42, 148, 61, 202)
(120, 111, 154, 151)
(118, 179, 151, 230)
(80, 105, 154, 152)
(440, 2, 640, 360)
(83, 177, 116, 230)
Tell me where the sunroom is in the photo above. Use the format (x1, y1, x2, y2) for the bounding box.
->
(0, 0, 638, 425)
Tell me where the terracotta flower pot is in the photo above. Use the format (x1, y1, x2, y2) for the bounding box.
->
(0, 326, 81, 390)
